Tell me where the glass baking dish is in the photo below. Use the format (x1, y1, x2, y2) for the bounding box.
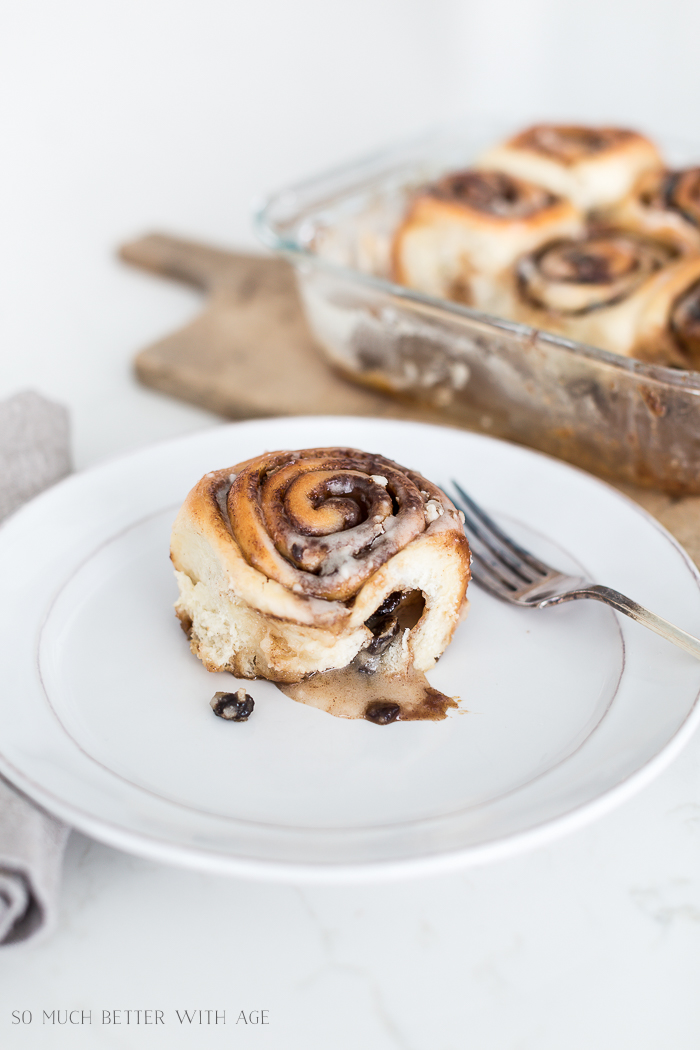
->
(256, 126, 700, 494)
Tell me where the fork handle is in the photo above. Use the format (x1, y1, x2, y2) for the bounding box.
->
(542, 585, 700, 661)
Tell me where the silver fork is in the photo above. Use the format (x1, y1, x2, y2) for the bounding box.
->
(449, 480, 700, 661)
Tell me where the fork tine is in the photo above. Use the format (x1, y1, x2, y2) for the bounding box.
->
(456, 500, 540, 585)
(463, 530, 537, 592)
(468, 548, 525, 596)
(450, 480, 551, 578)
(468, 556, 522, 599)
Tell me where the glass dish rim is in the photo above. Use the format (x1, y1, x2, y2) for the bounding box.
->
(254, 130, 700, 396)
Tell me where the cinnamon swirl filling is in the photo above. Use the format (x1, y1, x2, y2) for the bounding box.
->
(643, 169, 700, 230)
(512, 125, 637, 165)
(226, 447, 450, 601)
(518, 232, 675, 315)
(670, 278, 700, 361)
(429, 170, 558, 219)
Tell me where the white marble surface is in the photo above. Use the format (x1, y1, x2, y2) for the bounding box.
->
(3, 1, 700, 1046)
(3, 740, 700, 1048)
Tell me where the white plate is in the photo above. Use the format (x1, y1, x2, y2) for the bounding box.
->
(1, 417, 700, 882)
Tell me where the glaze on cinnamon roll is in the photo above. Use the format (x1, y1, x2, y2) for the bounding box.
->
(604, 168, 700, 252)
(392, 169, 583, 307)
(494, 230, 681, 359)
(171, 448, 470, 722)
(479, 124, 663, 211)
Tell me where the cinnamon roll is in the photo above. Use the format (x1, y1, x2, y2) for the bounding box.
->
(479, 125, 663, 211)
(634, 255, 700, 367)
(495, 229, 682, 360)
(391, 169, 583, 307)
(603, 168, 700, 252)
(171, 447, 471, 723)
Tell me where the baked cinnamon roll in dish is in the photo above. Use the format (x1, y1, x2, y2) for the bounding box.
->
(633, 255, 700, 368)
(498, 229, 683, 360)
(171, 448, 471, 723)
(479, 125, 662, 211)
(392, 168, 582, 307)
(603, 168, 700, 252)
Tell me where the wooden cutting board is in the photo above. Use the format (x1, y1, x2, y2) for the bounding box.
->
(120, 232, 451, 424)
(120, 232, 700, 568)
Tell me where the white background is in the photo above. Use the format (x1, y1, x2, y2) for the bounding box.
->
(2, 2, 700, 1047)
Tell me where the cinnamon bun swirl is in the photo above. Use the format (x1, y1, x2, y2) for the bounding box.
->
(479, 125, 663, 211)
(634, 255, 700, 367)
(171, 448, 471, 723)
(495, 230, 682, 359)
(391, 169, 583, 307)
(604, 168, 700, 252)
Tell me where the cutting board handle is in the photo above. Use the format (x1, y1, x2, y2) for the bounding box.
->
(119, 232, 243, 291)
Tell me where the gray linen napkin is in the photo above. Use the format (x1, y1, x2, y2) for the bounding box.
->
(0, 391, 72, 944)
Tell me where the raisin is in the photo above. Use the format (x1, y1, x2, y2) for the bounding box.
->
(364, 592, 404, 634)
(355, 615, 400, 675)
(210, 688, 255, 721)
(365, 701, 401, 725)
